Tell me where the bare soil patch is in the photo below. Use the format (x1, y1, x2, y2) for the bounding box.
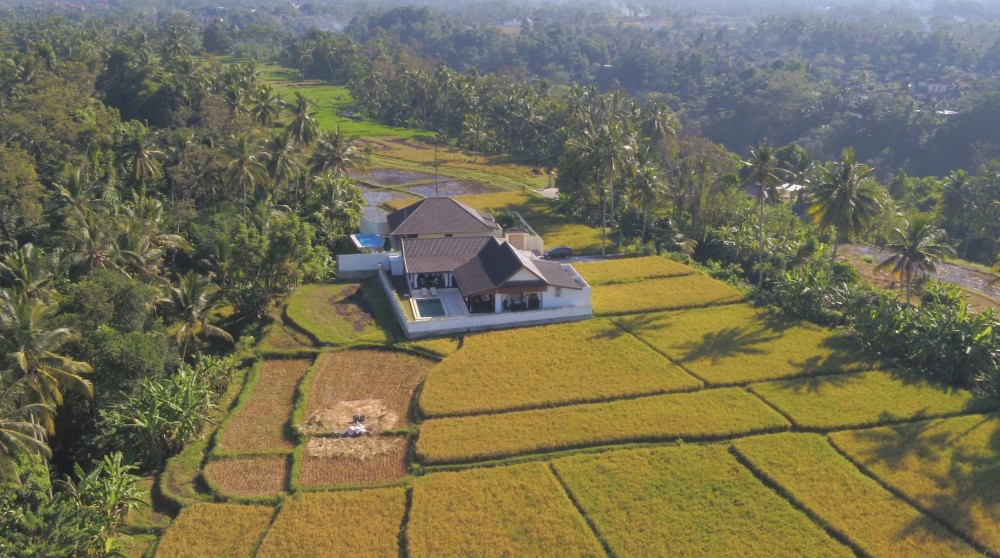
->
(328, 284, 377, 333)
(203, 455, 289, 499)
(218, 359, 312, 453)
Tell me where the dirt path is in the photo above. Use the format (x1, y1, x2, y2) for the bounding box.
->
(840, 244, 1000, 312)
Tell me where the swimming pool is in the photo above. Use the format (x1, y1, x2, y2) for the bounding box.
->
(413, 298, 447, 319)
(350, 234, 385, 253)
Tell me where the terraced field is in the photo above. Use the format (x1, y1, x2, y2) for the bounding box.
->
(153, 76, 999, 555)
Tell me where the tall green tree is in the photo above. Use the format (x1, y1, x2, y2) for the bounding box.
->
(285, 92, 319, 146)
(307, 128, 369, 177)
(807, 147, 882, 268)
(169, 271, 231, 359)
(875, 215, 956, 305)
(744, 142, 783, 289)
(0, 379, 50, 484)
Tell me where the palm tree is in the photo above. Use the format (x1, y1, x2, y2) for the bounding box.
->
(744, 143, 783, 289)
(285, 92, 319, 146)
(225, 136, 269, 216)
(640, 98, 678, 148)
(0, 293, 93, 432)
(630, 157, 667, 243)
(265, 133, 302, 204)
(0, 379, 51, 484)
(251, 85, 286, 128)
(939, 169, 974, 257)
(307, 128, 369, 177)
(807, 147, 883, 268)
(875, 214, 957, 305)
(170, 271, 232, 359)
(0, 243, 53, 301)
(119, 122, 163, 189)
(570, 121, 636, 255)
(309, 172, 365, 244)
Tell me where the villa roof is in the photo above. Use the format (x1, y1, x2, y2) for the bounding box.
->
(453, 239, 529, 296)
(387, 197, 501, 236)
(400, 237, 492, 274)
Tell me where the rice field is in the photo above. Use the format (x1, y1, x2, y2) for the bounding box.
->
(407, 462, 604, 557)
(297, 439, 408, 487)
(255, 489, 407, 557)
(732, 433, 980, 557)
(750, 370, 998, 430)
(591, 274, 744, 316)
(217, 359, 313, 453)
(574, 256, 696, 285)
(305, 349, 433, 425)
(203, 455, 289, 499)
(416, 388, 789, 464)
(552, 444, 851, 557)
(406, 336, 463, 359)
(620, 304, 866, 385)
(831, 414, 1000, 554)
(154, 503, 274, 558)
(418, 319, 701, 417)
(284, 282, 396, 346)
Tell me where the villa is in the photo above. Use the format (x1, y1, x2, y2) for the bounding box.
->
(340, 197, 592, 338)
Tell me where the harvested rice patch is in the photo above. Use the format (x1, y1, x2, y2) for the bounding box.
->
(416, 388, 789, 464)
(553, 444, 850, 557)
(261, 322, 314, 350)
(575, 256, 695, 284)
(203, 455, 289, 499)
(298, 437, 408, 486)
(733, 433, 980, 557)
(620, 304, 866, 385)
(285, 282, 395, 346)
(304, 349, 433, 428)
(591, 274, 743, 316)
(256, 489, 406, 558)
(831, 414, 1000, 554)
(419, 319, 701, 417)
(217, 359, 312, 453)
(408, 462, 604, 557)
(750, 370, 998, 430)
(155, 503, 274, 558)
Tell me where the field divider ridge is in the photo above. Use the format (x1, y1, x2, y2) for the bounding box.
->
(727, 445, 869, 558)
(546, 463, 616, 558)
(248, 500, 287, 558)
(611, 319, 711, 386)
(827, 434, 1000, 558)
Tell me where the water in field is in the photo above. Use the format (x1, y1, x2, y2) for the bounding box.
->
(405, 180, 502, 198)
(352, 168, 440, 187)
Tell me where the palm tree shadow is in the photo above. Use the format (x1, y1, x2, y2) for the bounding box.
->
(677, 325, 780, 364)
(605, 313, 675, 340)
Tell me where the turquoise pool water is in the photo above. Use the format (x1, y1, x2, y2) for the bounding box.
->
(415, 298, 447, 318)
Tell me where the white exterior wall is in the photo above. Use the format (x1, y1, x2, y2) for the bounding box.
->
(338, 252, 401, 279)
(541, 284, 590, 310)
(360, 215, 390, 236)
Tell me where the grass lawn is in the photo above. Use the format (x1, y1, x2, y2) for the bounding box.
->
(256, 489, 406, 557)
(117, 534, 158, 558)
(750, 370, 998, 430)
(619, 304, 867, 386)
(407, 462, 604, 557)
(124, 477, 171, 533)
(415, 387, 789, 464)
(830, 414, 1000, 554)
(732, 433, 980, 557)
(284, 282, 398, 346)
(552, 444, 851, 557)
(418, 319, 701, 417)
(574, 256, 696, 285)
(591, 274, 744, 316)
(154, 503, 274, 558)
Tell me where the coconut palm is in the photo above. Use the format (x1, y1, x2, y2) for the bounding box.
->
(309, 172, 365, 243)
(225, 136, 269, 216)
(307, 127, 369, 177)
(0, 293, 93, 432)
(285, 92, 319, 146)
(570, 120, 636, 255)
(265, 133, 303, 204)
(630, 158, 667, 243)
(0, 243, 53, 301)
(251, 85, 286, 128)
(875, 214, 957, 305)
(170, 271, 232, 360)
(119, 122, 162, 188)
(744, 142, 783, 288)
(0, 379, 51, 484)
(807, 147, 882, 267)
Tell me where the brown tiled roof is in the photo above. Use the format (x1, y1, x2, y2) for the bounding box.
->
(453, 239, 525, 296)
(400, 237, 492, 273)
(387, 197, 500, 236)
(532, 259, 585, 290)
